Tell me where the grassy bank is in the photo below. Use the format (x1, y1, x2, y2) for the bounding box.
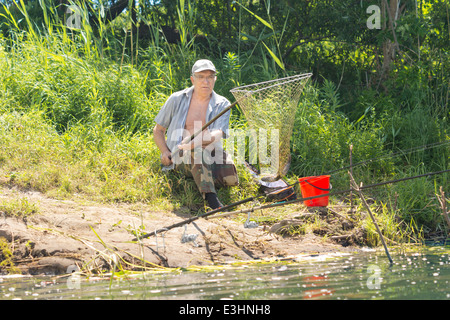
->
(0, 2, 448, 248)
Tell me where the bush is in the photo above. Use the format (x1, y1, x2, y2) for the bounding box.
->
(290, 81, 393, 189)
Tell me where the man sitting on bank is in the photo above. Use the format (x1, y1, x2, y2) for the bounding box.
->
(153, 59, 239, 209)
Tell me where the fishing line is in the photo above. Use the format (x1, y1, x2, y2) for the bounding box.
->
(281, 139, 450, 190)
(324, 139, 450, 176)
(207, 168, 450, 220)
(234, 139, 449, 197)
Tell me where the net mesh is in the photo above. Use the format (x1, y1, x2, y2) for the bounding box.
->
(230, 73, 312, 181)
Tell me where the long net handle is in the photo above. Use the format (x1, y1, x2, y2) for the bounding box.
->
(170, 91, 254, 159)
(170, 100, 238, 159)
(187, 100, 238, 143)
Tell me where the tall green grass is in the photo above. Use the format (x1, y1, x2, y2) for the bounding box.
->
(290, 78, 449, 239)
(0, 1, 254, 209)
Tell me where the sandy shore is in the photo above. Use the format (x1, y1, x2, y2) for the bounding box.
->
(0, 186, 362, 275)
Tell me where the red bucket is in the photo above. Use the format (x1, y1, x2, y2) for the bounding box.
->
(298, 175, 331, 207)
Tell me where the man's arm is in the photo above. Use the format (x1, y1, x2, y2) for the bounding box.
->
(153, 123, 173, 166)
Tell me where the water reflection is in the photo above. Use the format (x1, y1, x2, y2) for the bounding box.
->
(1, 248, 449, 300)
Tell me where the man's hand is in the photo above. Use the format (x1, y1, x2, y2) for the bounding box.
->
(177, 143, 192, 151)
(153, 124, 173, 166)
(177, 135, 193, 151)
(161, 150, 173, 166)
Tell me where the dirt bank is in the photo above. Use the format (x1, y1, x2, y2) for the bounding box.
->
(0, 186, 363, 275)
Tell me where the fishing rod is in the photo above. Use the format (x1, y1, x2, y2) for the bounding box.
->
(349, 172, 393, 264)
(132, 184, 293, 241)
(159, 136, 449, 222)
(134, 168, 450, 240)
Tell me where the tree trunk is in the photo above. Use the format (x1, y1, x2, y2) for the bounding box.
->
(375, 0, 404, 91)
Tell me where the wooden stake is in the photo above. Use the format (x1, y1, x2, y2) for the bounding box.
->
(349, 144, 354, 214)
(437, 186, 450, 233)
(349, 172, 393, 264)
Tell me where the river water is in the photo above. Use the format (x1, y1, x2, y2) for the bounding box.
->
(1, 246, 449, 300)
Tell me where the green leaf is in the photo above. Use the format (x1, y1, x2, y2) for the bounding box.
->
(236, 2, 273, 30)
(262, 41, 285, 70)
(239, 32, 258, 42)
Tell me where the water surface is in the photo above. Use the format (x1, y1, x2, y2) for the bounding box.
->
(1, 247, 449, 300)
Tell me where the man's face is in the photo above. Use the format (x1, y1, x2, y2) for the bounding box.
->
(191, 70, 216, 96)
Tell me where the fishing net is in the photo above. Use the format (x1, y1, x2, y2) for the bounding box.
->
(230, 73, 312, 181)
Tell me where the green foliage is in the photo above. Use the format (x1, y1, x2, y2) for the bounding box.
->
(0, 37, 157, 134)
(291, 82, 393, 182)
(0, 197, 39, 219)
(0, 237, 20, 274)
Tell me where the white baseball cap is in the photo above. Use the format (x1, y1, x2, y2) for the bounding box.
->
(191, 59, 216, 74)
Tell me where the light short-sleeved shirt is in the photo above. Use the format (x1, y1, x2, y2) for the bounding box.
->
(154, 86, 231, 169)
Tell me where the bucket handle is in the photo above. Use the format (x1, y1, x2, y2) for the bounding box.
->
(303, 179, 331, 192)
